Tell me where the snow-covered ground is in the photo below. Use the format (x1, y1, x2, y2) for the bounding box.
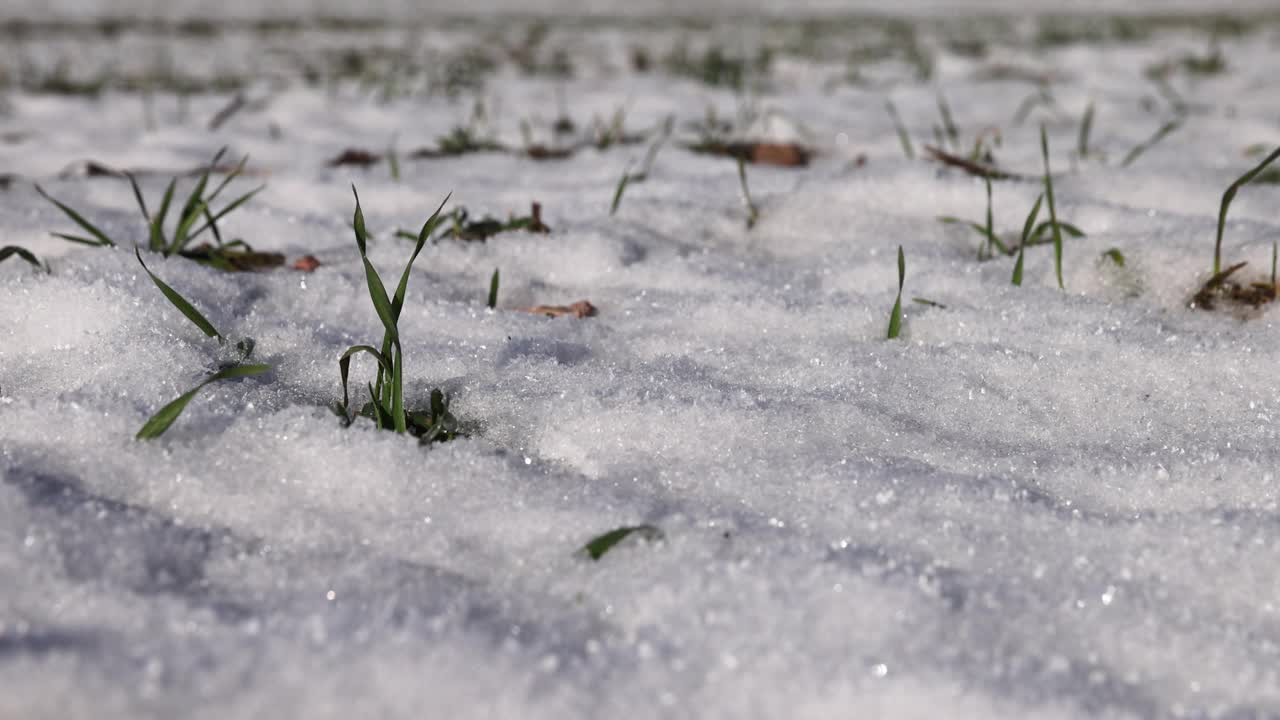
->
(3, 5, 1280, 719)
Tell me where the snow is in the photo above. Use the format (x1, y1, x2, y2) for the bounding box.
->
(3, 4, 1280, 719)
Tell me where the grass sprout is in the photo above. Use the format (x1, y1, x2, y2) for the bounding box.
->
(337, 187, 462, 443)
(887, 245, 905, 340)
(1213, 144, 1280, 274)
(1101, 248, 1125, 267)
(579, 525, 664, 560)
(488, 268, 500, 309)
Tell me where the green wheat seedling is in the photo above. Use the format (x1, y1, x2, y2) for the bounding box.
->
(887, 245, 905, 340)
(1213, 144, 1280, 274)
(938, 177, 1010, 260)
(36, 147, 265, 269)
(0, 246, 45, 272)
(337, 187, 462, 444)
(132, 247, 268, 439)
(738, 157, 759, 230)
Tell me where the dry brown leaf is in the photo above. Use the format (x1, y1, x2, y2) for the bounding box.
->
(293, 255, 322, 272)
(518, 300, 597, 318)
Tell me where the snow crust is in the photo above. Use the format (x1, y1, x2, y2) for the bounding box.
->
(3, 6, 1280, 719)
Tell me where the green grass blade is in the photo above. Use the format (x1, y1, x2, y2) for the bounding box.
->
(983, 177, 995, 257)
(361, 256, 399, 340)
(203, 153, 246, 205)
(885, 99, 914, 159)
(1077, 102, 1094, 158)
(936, 94, 959, 150)
(151, 178, 177, 252)
(188, 185, 264, 241)
(1119, 118, 1182, 169)
(134, 247, 222, 341)
(887, 245, 904, 339)
(35, 184, 116, 247)
(170, 199, 210, 255)
(352, 185, 370, 255)
(135, 363, 270, 439)
(487, 268, 500, 309)
(1040, 125, 1065, 289)
(126, 173, 150, 221)
(338, 345, 393, 412)
(1021, 194, 1044, 243)
(391, 342, 406, 433)
(51, 232, 104, 247)
(738, 157, 758, 230)
(392, 193, 452, 320)
(1214, 144, 1280, 274)
(610, 169, 630, 216)
(580, 525, 664, 560)
(0, 245, 43, 270)
(1013, 194, 1043, 287)
(1101, 248, 1126, 267)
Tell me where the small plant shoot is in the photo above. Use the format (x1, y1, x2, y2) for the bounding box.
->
(579, 525, 664, 560)
(887, 245, 905, 339)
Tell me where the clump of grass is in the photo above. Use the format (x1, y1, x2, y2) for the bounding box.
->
(737, 157, 759, 230)
(1212, 144, 1280, 274)
(887, 245, 905, 340)
(36, 147, 267, 270)
(0, 245, 44, 271)
(430, 202, 551, 242)
(579, 525, 664, 560)
(336, 187, 462, 444)
(416, 125, 506, 157)
(132, 247, 267, 439)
